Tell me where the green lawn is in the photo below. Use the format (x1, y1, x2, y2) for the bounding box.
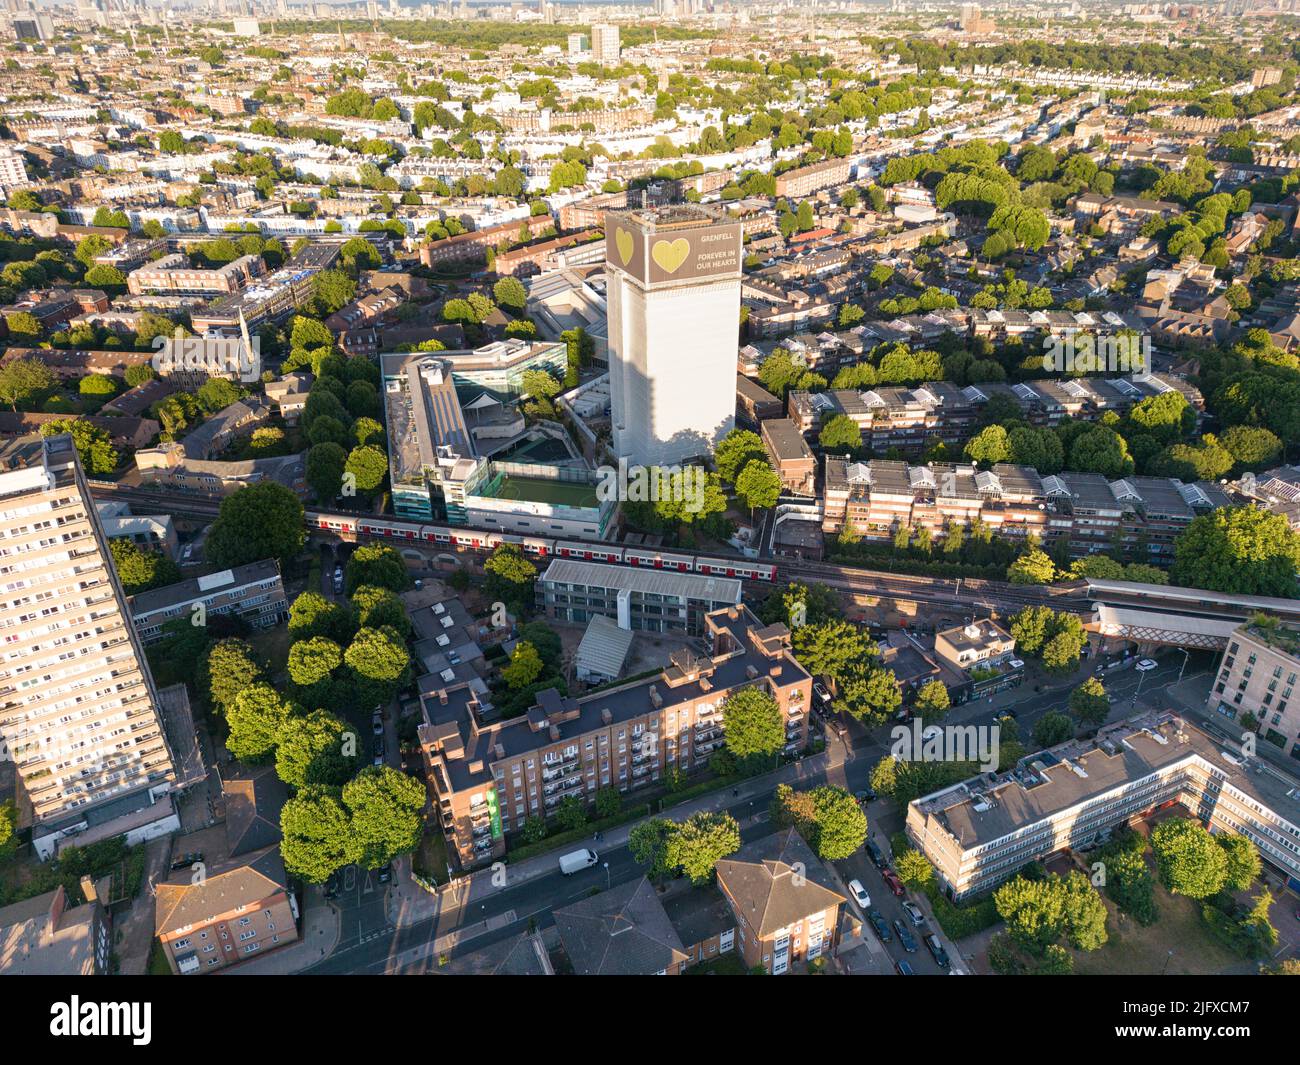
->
(1074, 878, 1249, 975)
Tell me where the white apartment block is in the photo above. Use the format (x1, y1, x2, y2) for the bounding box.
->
(591, 23, 619, 66)
(0, 435, 180, 859)
(605, 206, 742, 467)
(906, 711, 1300, 900)
(0, 148, 29, 190)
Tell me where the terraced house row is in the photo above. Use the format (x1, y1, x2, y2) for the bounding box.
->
(822, 457, 1232, 561)
(418, 605, 811, 868)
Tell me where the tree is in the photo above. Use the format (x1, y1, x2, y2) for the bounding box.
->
(344, 625, 411, 705)
(3, 311, 41, 341)
(714, 428, 768, 484)
(227, 682, 297, 763)
(554, 794, 587, 831)
(665, 812, 741, 885)
(721, 687, 784, 762)
(206, 482, 305, 568)
(287, 636, 343, 689)
(773, 784, 867, 861)
(1151, 817, 1229, 899)
(350, 585, 410, 638)
(818, 413, 861, 452)
(344, 444, 388, 496)
(288, 591, 354, 644)
(791, 620, 876, 688)
(492, 276, 527, 312)
(342, 766, 426, 868)
(312, 269, 357, 316)
(836, 665, 902, 725)
(964, 425, 1012, 467)
(39, 420, 118, 475)
(345, 544, 410, 594)
(502, 640, 544, 690)
(735, 460, 781, 515)
(200, 638, 263, 715)
(1218, 833, 1261, 891)
(995, 871, 1108, 956)
(306, 442, 347, 502)
(276, 709, 357, 789)
(1069, 677, 1109, 726)
(629, 818, 676, 880)
(894, 847, 935, 889)
(280, 785, 361, 883)
(1033, 711, 1074, 748)
(108, 538, 181, 594)
(483, 543, 536, 615)
(913, 679, 950, 721)
(1171, 506, 1300, 598)
(1008, 547, 1057, 585)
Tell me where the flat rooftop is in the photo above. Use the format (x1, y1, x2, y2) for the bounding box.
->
(913, 711, 1300, 853)
(539, 558, 742, 603)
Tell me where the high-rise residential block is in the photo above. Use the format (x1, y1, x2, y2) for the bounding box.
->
(0, 435, 181, 858)
(605, 206, 743, 467)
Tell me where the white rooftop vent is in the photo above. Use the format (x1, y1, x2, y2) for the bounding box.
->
(196, 569, 235, 591)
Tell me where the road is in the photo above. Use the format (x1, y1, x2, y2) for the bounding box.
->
(302, 649, 1207, 975)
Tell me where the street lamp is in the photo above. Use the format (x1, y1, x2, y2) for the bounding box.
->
(1176, 647, 1191, 684)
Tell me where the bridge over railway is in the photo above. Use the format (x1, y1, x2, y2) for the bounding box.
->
(1085, 579, 1300, 650)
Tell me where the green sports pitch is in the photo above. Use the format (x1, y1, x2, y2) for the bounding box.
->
(480, 474, 599, 509)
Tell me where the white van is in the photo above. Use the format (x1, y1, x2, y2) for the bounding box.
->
(558, 849, 599, 876)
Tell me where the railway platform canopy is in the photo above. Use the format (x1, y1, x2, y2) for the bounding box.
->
(1086, 579, 1300, 650)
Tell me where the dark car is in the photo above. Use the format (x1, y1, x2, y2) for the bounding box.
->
(812, 682, 832, 708)
(893, 918, 918, 953)
(925, 933, 950, 968)
(376, 864, 392, 884)
(895, 959, 915, 976)
(854, 787, 877, 805)
(881, 868, 906, 897)
(323, 875, 340, 900)
(867, 909, 892, 943)
(865, 840, 887, 869)
(170, 852, 203, 872)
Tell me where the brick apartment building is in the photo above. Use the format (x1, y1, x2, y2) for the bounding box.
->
(714, 828, 845, 974)
(761, 416, 817, 496)
(129, 559, 288, 642)
(773, 158, 853, 199)
(419, 605, 812, 868)
(126, 252, 266, 296)
(821, 457, 1231, 562)
(418, 214, 554, 268)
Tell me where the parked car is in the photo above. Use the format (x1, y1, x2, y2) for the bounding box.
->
(170, 852, 203, 871)
(902, 901, 925, 927)
(895, 959, 915, 976)
(323, 874, 339, 900)
(867, 909, 892, 942)
(855, 787, 877, 805)
(925, 933, 950, 968)
(881, 868, 906, 897)
(893, 919, 918, 953)
(812, 682, 832, 708)
(372, 714, 384, 736)
(376, 864, 392, 884)
(372, 739, 385, 766)
(865, 840, 887, 868)
(1136, 658, 1157, 672)
(848, 879, 871, 911)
